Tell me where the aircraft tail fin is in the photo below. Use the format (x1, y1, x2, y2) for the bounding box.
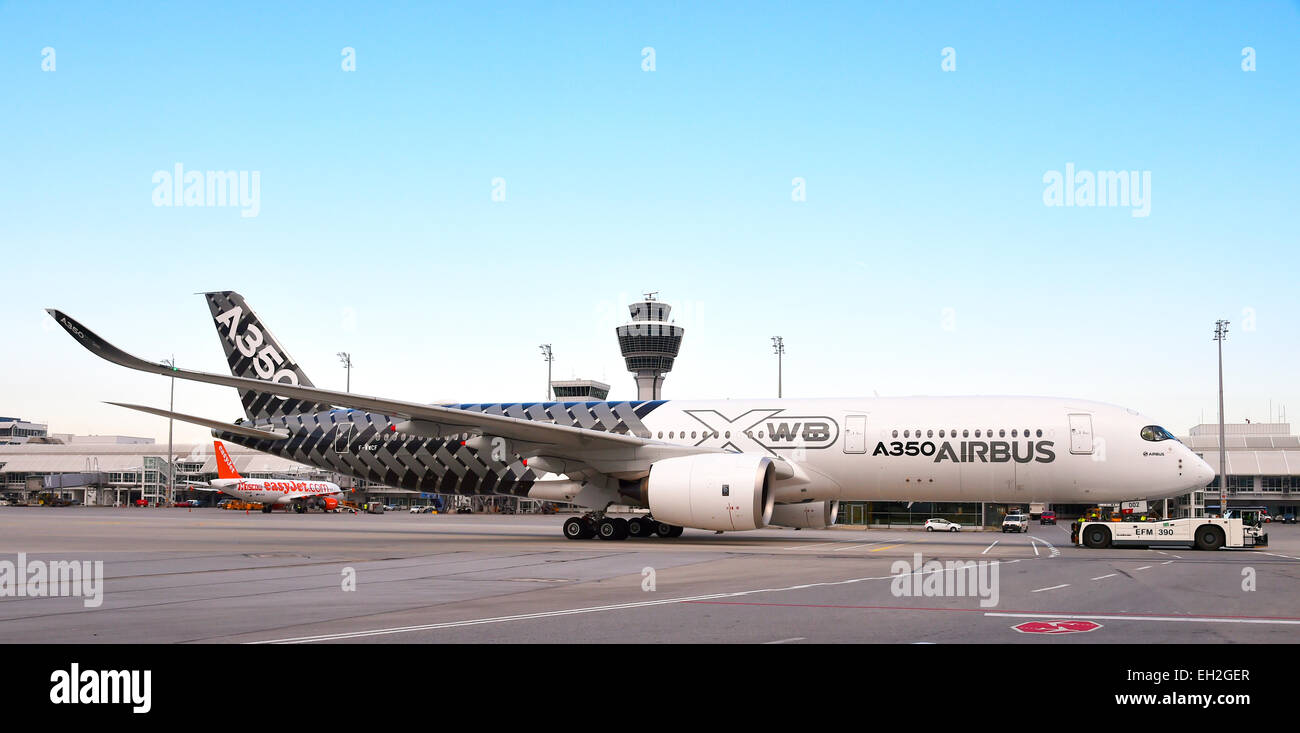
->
(202, 291, 327, 421)
(214, 441, 242, 480)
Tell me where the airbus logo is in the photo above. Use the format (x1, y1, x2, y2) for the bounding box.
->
(872, 440, 1056, 464)
(683, 409, 839, 455)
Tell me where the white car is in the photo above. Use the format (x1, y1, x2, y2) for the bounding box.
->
(409, 506, 426, 514)
(924, 518, 962, 532)
(1001, 514, 1029, 533)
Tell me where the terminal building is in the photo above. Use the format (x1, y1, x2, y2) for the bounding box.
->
(0, 417, 49, 445)
(0, 440, 336, 506)
(1176, 422, 1299, 518)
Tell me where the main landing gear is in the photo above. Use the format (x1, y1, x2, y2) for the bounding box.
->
(562, 513, 684, 541)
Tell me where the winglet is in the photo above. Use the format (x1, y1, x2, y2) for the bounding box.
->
(47, 309, 174, 375)
(214, 441, 242, 480)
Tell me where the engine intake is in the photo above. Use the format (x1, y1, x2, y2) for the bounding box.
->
(646, 454, 775, 531)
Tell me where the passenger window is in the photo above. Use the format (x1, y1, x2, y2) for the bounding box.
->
(892, 430, 898, 438)
(962, 429, 969, 438)
(999, 429, 1005, 438)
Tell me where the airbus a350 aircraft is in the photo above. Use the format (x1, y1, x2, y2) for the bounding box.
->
(192, 440, 346, 513)
(46, 293, 1214, 541)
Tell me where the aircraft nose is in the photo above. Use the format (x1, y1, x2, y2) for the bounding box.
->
(1190, 451, 1215, 488)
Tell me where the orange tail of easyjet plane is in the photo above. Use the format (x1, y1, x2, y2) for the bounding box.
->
(214, 441, 242, 480)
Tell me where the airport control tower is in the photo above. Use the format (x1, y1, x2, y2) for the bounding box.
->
(616, 293, 684, 400)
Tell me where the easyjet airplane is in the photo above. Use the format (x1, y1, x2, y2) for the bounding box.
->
(46, 293, 1214, 540)
(193, 440, 346, 513)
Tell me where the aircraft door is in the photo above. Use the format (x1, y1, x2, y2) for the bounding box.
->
(334, 423, 353, 453)
(1068, 414, 1093, 455)
(844, 415, 867, 454)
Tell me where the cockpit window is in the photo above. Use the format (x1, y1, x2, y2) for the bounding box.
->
(1140, 425, 1177, 442)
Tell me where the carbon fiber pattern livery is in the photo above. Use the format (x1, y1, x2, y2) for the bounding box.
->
(203, 291, 329, 421)
(218, 400, 664, 496)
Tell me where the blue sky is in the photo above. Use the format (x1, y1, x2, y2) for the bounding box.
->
(2, 1, 1298, 443)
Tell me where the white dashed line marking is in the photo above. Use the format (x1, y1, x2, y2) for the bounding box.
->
(1028, 535, 1060, 557)
(1092, 573, 1118, 580)
(1031, 584, 1070, 593)
(1135, 565, 1152, 571)
(764, 637, 806, 644)
(982, 541, 999, 555)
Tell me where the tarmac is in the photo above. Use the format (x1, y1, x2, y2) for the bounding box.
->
(0, 507, 1296, 644)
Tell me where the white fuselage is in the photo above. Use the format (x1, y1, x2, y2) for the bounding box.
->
(212, 478, 342, 506)
(634, 396, 1213, 504)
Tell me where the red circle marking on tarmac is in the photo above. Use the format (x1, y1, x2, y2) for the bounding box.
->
(1012, 620, 1103, 634)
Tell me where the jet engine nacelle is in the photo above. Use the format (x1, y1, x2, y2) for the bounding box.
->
(646, 454, 775, 531)
(320, 496, 339, 512)
(768, 500, 840, 529)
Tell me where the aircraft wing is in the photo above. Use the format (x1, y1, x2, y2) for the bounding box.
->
(46, 309, 708, 471)
(105, 402, 291, 441)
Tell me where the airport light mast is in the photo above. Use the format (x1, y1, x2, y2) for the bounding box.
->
(163, 356, 175, 506)
(1214, 320, 1229, 515)
(337, 352, 353, 393)
(616, 292, 684, 400)
(771, 336, 785, 398)
(539, 344, 554, 401)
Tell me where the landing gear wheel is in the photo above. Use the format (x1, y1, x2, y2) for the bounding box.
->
(664, 525, 684, 538)
(261, 505, 273, 514)
(563, 517, 595, 540)
(1082, 525, 1111, 549)
(627, 516, 655, 538)
(597, 518, 629, 541)
(1195, 525, 1224, 551)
